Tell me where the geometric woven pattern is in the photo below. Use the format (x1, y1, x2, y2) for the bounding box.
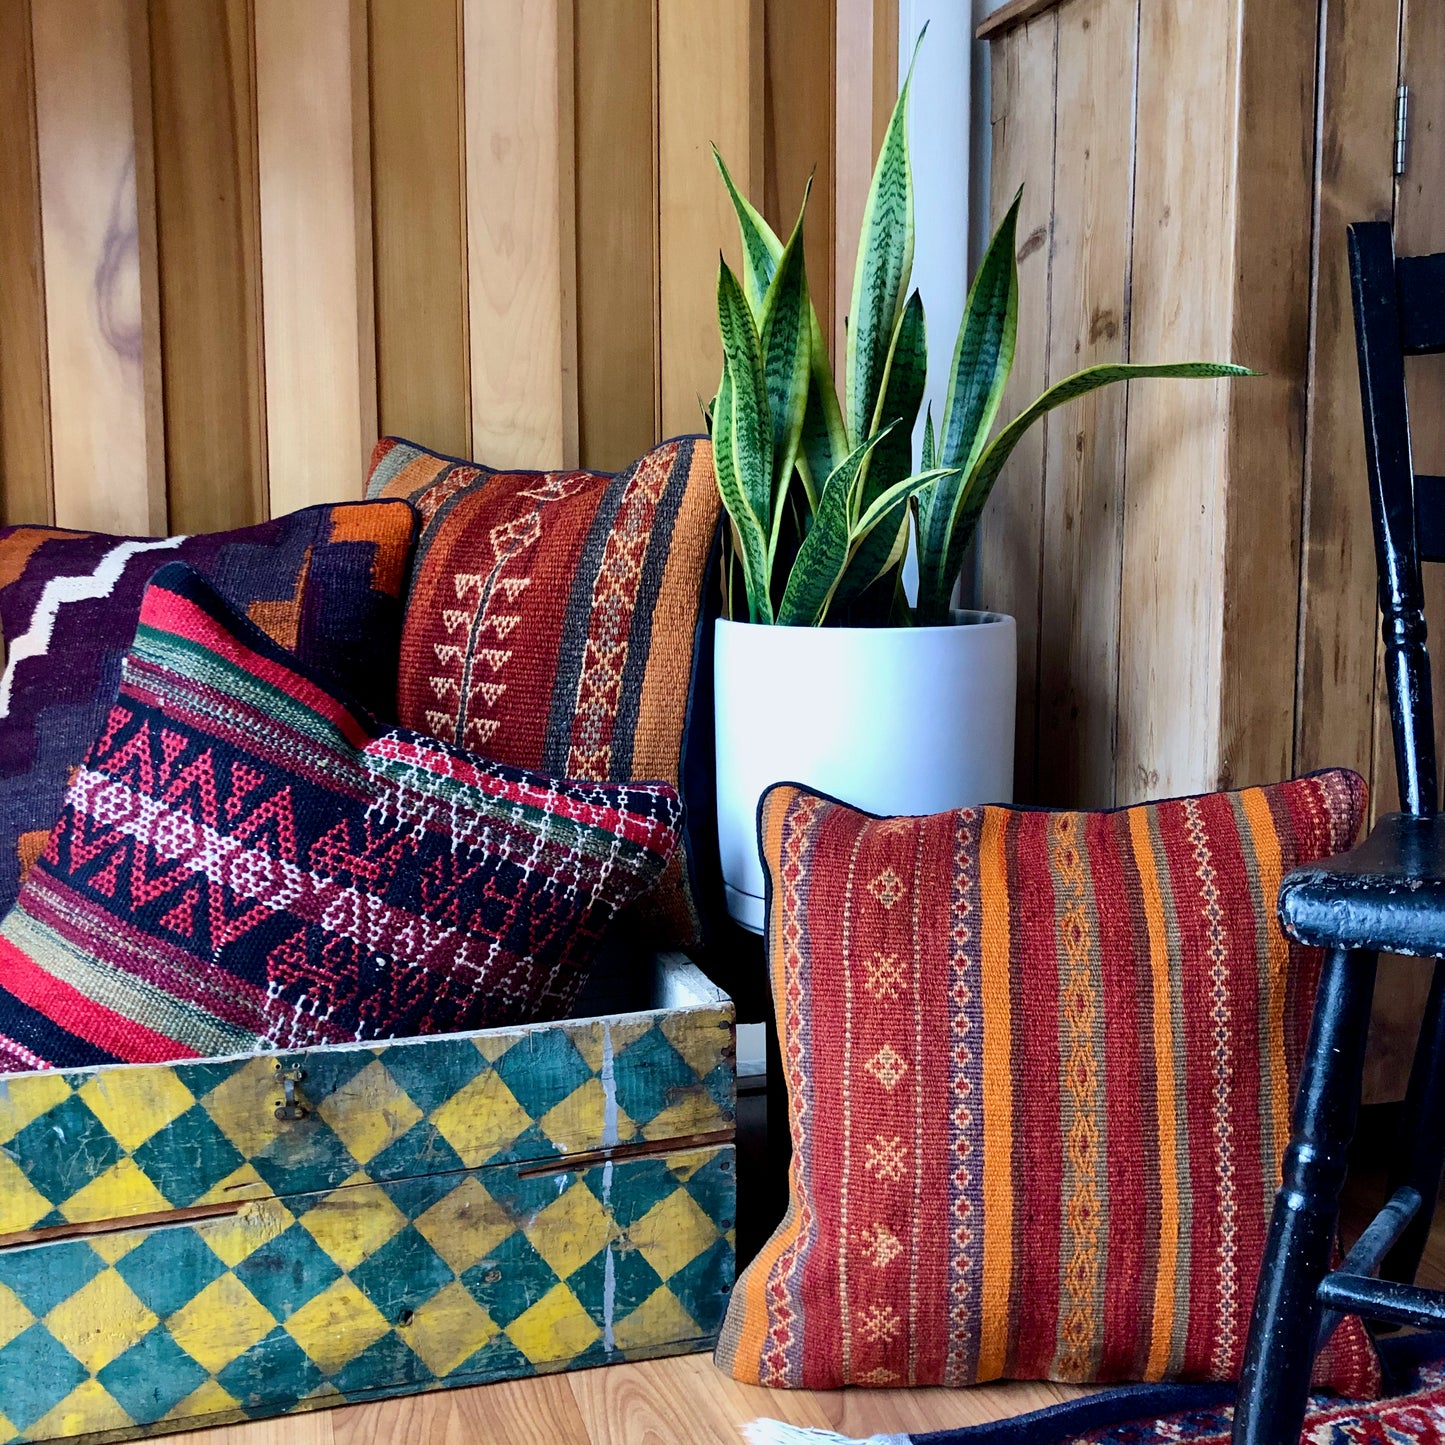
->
(369, 435, 722, 949)
(0, 564, 682, 1072)
(0, 502, 416, 916)
(718, 776, 1379, 1395)
(0, 958, 734, 1441)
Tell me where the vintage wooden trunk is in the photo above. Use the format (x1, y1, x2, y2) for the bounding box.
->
(0, 954, 734, 1443)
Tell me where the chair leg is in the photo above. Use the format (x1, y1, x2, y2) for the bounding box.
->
(1233, 947, 1377, 1445)
(1383, 958, 1445, 1284)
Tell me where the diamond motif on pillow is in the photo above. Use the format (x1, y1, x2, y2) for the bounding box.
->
(0, 564, 681, 1074)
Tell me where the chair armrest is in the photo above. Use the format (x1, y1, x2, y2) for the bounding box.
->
(1278, 813, 1445, 956)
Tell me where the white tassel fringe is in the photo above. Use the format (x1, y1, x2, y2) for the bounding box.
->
(739, 1422, 910, 1445)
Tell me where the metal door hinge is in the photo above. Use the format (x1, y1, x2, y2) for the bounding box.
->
(1396, 84, 1409, 178)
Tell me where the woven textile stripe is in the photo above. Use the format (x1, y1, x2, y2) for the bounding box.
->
(369, 435, 721, 947)
(0, 503, 416, 915)
(0, 564, 680, 1073)
(716, 776, 1380, 1393)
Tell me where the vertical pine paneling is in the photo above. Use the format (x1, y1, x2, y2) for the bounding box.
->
(370, 0, 470, 460)
(1362, 0, 1445, 1104)
(1115, 0, 1237, 802)
(463, 0, 578, 470)
(1370, 0, 1442, 819)
(975, 13, 1057, 802)
(574, 0, 657, 472)
(32, 0, 165, 536)
(833, 0, 878, 368)
(1216, 0, 1318, 792)
(763, 0, 835, 369)
(1294, 0, 1399, 792)
(1033, 0, 1136, 808)
(148, 0, 267, 533)
(255, 0, 375, 513)
(658, 0, 763, 436)
(0, 0, 52, 526)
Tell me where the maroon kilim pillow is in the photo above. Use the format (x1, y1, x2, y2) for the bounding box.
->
(367, 435, 722, 948)
(717, 775, 1380, 1394)
(0, 564, 682, 1072)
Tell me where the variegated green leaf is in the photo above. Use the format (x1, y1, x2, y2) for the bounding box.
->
(844, 35, 921, 449)
(759, 186, 813, 561)
(915, 190, 1021, 624)
(712, 364, 774, 624)
(915, 360, 1258, 623)
(921, 402, 936, 471)
(777, 431, 894, 626)
(936, 188, 1021, 472)
(716, 257, 773, 531)
(713, 145, 778, 315)
(715, 147, 845, 505)
(835, 289, 929, 607)
(798, 323, 847, 508)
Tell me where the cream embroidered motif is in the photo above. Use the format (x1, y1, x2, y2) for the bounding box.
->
(858, 1302, 903, 1343)
(865, 951, 905, 1001)
(864, 1044, 908, 1092)
(868, 867, 905, 910)
(859, 1221, 904, 1269)
(865, 1135, 908, 1184)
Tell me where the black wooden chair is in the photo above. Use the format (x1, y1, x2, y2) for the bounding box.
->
(1233, 222, 1445, 1444)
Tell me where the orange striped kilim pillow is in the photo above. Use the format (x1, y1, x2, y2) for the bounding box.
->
(717, 774, 1381, 1393)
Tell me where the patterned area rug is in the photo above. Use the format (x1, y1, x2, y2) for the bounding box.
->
(742, 1333, 1445, 1445)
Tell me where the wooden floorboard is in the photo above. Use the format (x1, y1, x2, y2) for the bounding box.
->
(166, 1130, 1444, 1444)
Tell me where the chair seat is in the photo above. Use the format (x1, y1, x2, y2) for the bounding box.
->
(1279, 812, 1445, 956)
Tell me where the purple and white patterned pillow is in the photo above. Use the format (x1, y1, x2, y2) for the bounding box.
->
(0, 563, 682, 1072)
(0, 503, 415, 914)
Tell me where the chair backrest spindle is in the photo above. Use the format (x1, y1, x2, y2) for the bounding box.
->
(1349, 222, 1444, 818)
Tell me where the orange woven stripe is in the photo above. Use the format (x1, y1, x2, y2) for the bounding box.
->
(977, 806, 1013, 1381)
(327, 502, 413, 598)
(1132, 804, 1180, 1380)
(631, 440, 721, 784)
(726, 788, 803, 1380)
(1241, 787, 1291, 1167)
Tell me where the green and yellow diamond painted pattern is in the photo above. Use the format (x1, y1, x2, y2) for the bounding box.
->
(0, 960, 735, 1443)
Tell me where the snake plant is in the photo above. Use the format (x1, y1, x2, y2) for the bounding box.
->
(710, 34, 1253, 628)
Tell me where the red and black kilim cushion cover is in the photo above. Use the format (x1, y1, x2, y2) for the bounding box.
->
(368, 435, 721, 947)
(0, 502, 417, 916)
(717, 776, 1381, 1395)
(0, 564, 681, 1073)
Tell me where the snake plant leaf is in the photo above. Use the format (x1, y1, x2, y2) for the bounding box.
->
(921, 402, 936, 471)
(713, 145, 778, 314)
(798, 323, 847, 508)
(759, 187, 814, 561)
(715, 145, 845, 505)
(777, 429, 895, 626)
(716, 256, 773, 533)
(915, 190, 1022, 624)
(712, 364, 774, 624)
(937, 188, 1022, 473)
(844, 35, 922, 449)
(778, 462, 954, 629)
(914, 360, 1259, 624)
(835, 288, 929, 606)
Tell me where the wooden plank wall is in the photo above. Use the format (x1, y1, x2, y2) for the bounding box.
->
(980, 0, 1319, 809)
(982, 0, 1442, 1098)
(0, 0, 894, 529)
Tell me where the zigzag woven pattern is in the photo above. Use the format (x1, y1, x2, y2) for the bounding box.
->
(0, 503, 416, 916)
(717, 775, 1381, 1395)
(368, 436, 721, 947)
(0, 564, 681, 1072)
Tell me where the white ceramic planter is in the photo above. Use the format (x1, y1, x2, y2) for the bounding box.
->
(714, 611, 1017, 932)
